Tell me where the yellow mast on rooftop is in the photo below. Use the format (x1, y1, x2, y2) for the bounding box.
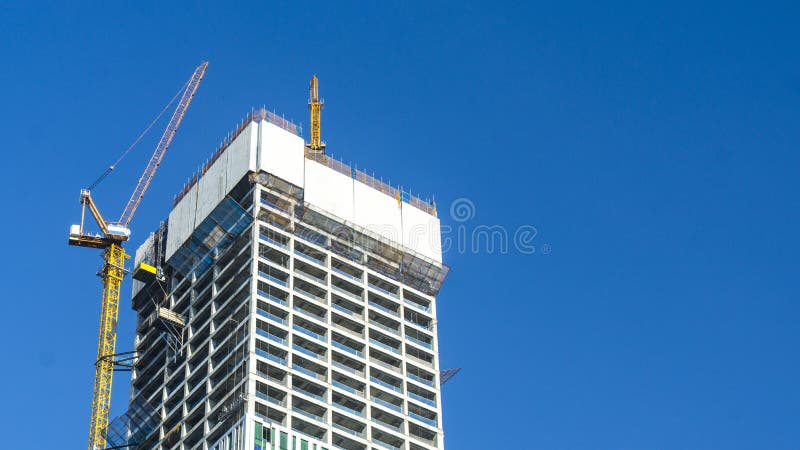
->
(306, 75, 326, 153)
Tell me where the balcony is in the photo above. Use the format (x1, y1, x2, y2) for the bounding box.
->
(293, 319, 327, 343)
(332, 418, 366, 439)
(258, 263, 289, 287)
(404, 309, 432, 332)
(405, 329, 433, 350)
(407, 384, 436, 407)
(408, 422, 438, 447)
(260, 192, 291, 214)
(256, 306, 288, 326)
(331, 352, 366, 378)
(332, 332, 365, 357)
(259, 242, 289, 267)
(294, 260, 328, 285)
(367, 293, 400, 318)
(408, 403, 438, 428)
(369, 348, 402, 375)
(256, 360, 287, 385)
(371, 429, 404, 450)
(292, 377, 327, 402)
(294, 241, 327, 266)
(332, 311, 365, 338)
(256, 326, 287, 346)
(293, 279, 327, 304)
(332, 432, 367, 450)
(332, 392, 366, 418)
(405, 345, 435, 369)
(292, 399, 327, 424)
(371, 409, 404, 433)
(368, 311, 400, 336)
(257, 286, 288, 306)
(259, 227, 290, 249)
(367, 275, 400, 299)
(332, 295, 364, 318)
(406, 364, 436, 388)
(332, 370, 366, 396)
(331, 267, 362, 283)
(256, 349, 286, 366)
(293, 335, 327, 362)
(293, 298, 327, 322)
(371, 393, 403, 414)
(403, 291, 431, 313)
(292, 355, 327, 382)
(370, 368, 403, 394)
(256, 389, 286, 407)
(369, 330, 402, 356)
(331, 277, 363, 302)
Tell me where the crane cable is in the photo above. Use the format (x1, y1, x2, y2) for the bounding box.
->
(88, 79, 190, 190)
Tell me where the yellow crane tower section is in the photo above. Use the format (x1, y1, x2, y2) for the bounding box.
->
(307, 75, 326, 153)
(69, 61, 208, 450)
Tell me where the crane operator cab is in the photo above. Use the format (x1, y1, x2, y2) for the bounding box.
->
(68, 189, 131, 248)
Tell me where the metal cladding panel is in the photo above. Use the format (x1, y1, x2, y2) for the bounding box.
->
(304, 159, 354, 222)
(259, 121, 305, 187)
(226, 122, 257, 188)
(401, 202, 442, 263)
(195, 149, 228, 226)
(353, 180, 402, 244)
(165, 182, 197, 260)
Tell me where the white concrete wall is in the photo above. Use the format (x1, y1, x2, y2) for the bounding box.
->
(226, 122, 258, 191)
(165, 124, 257, 261)
(165, 182, 197, 259)
(304, 159, 355, 222)
(163, 116, 443, 264)
(353, 180, 402, 243)
(402, 202, 442, 263)
(258, 121, 305, 187)
(196, 150, 228, 226)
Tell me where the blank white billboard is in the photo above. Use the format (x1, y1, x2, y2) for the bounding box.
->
(304, 159, 354, 222)
(353, 180, 402, 243)
(401, 202, 442, 263)
(259, 121, 304, 188)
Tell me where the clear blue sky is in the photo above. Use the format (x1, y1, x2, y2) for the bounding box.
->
(1, 1, 798, 449)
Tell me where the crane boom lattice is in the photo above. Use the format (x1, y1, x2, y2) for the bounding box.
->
(118, 61, 208, 226)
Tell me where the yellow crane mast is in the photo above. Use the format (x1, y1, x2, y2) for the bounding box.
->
(306, 75, 325, 153)
(69, 61, 208, 450)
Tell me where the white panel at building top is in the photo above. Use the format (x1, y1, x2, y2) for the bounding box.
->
(259, 121, 305, 188)
(353, 180, 403, 244)
(226, 122, 257, 190)
(195, 149, 228, 227)
(165, 182, 197, 260)
(402, 202, 442, 263)
(304, 159, 355, 222)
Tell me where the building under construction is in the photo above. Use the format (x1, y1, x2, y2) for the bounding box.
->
(118, 87, 451, 450)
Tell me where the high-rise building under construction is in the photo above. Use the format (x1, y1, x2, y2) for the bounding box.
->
(122, 106, 449, 450)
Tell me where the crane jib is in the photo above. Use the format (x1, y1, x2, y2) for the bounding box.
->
(77, 61, 208, 450)
(117, 61, 208, 227)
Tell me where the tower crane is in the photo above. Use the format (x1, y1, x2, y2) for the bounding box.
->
(69, 61, 208, 450)
(306, 75, 325, 153)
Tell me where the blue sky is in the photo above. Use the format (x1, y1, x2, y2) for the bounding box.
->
(1, 1, 799, 449)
